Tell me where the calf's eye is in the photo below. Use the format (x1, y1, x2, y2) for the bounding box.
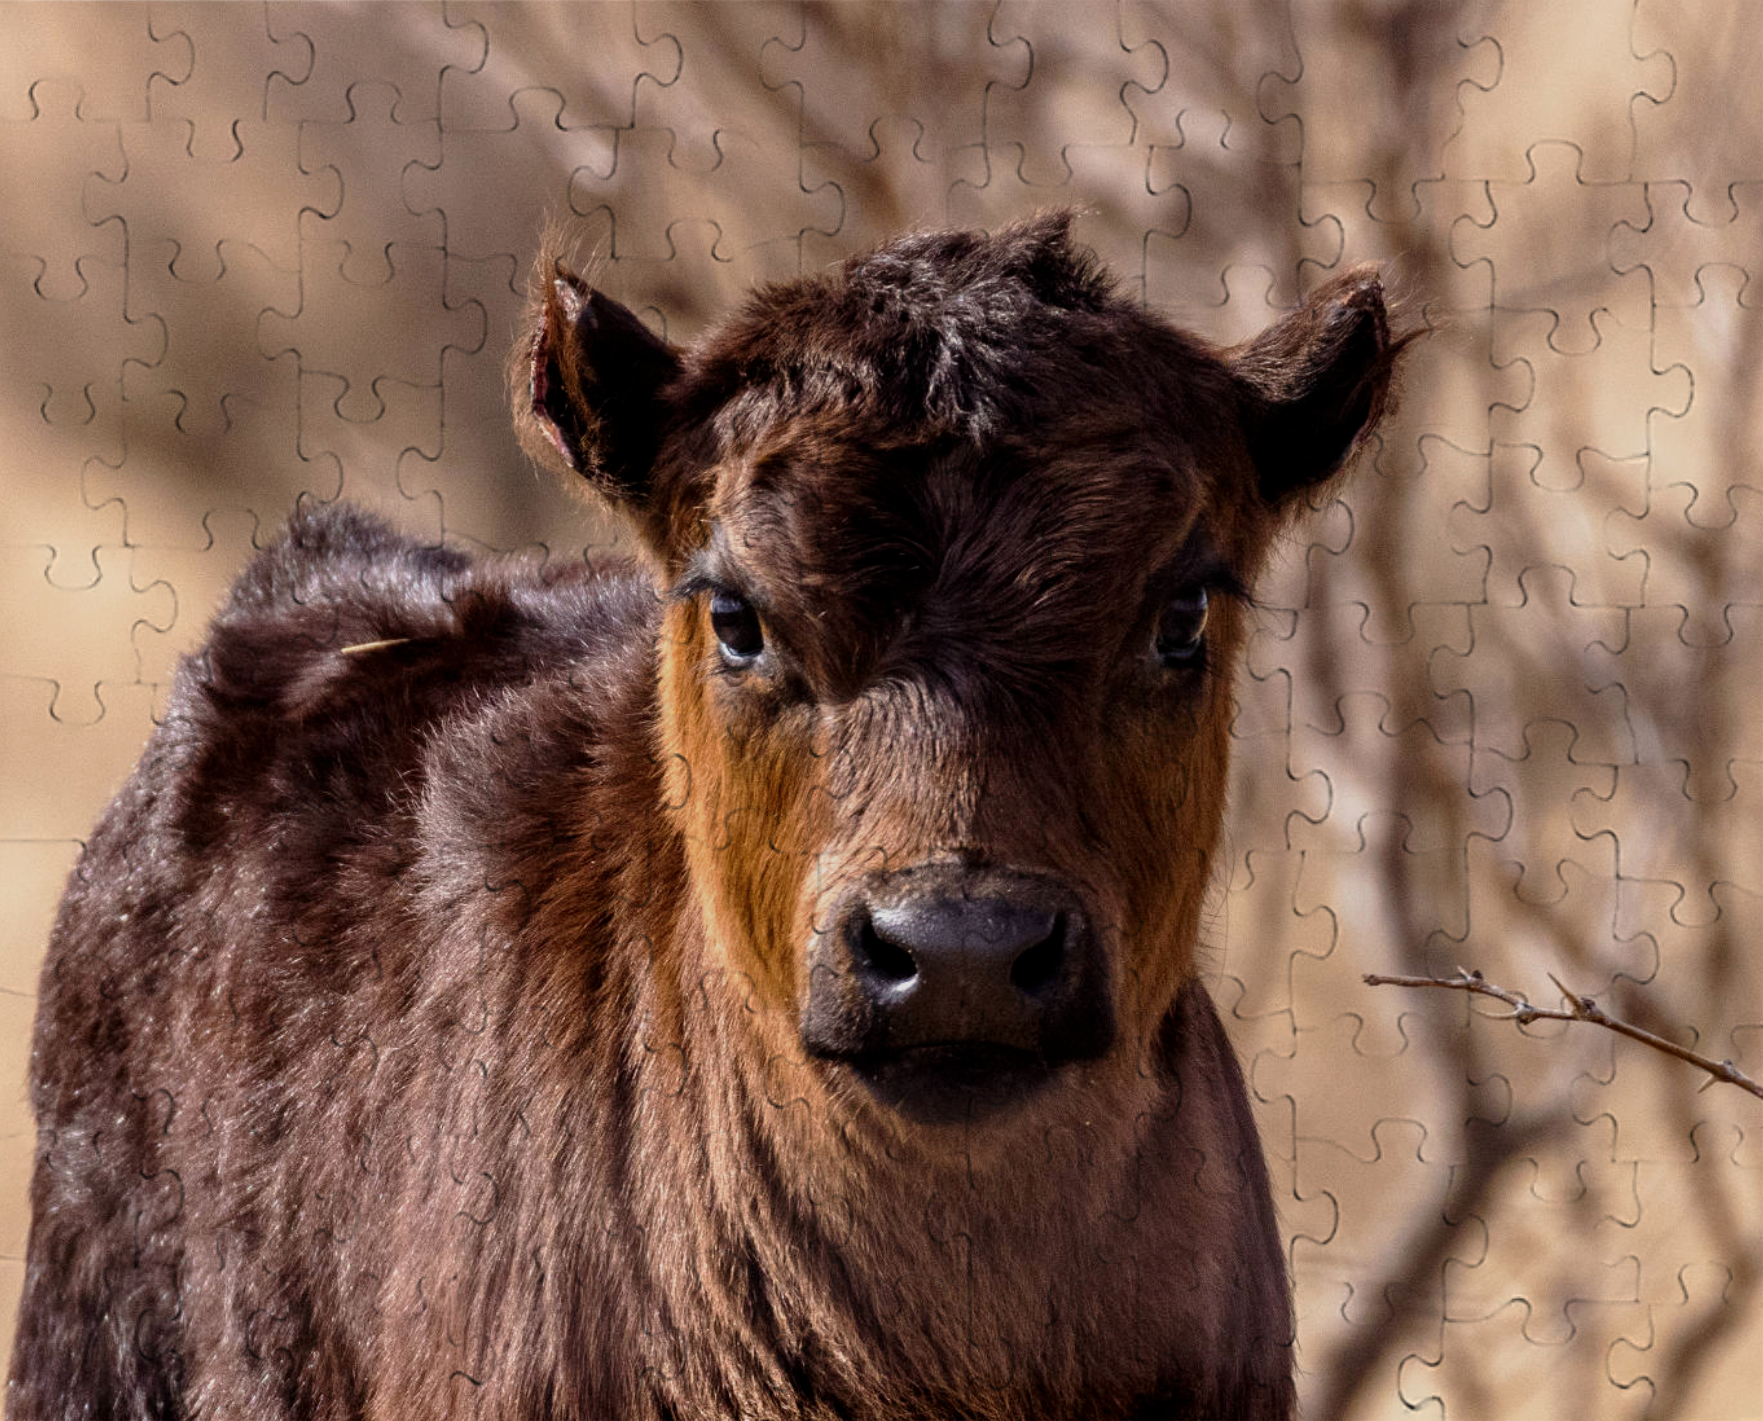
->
(1154, 588, 1209, 667)
(710, 590, 765, 664)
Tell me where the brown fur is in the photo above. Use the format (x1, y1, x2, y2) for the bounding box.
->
(11, 215, 1405, 1420)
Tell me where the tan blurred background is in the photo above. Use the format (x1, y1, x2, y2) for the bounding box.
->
(2, 2, 1760, 1416)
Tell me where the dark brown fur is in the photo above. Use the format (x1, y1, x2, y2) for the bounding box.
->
(10, 215, 1404, 1420)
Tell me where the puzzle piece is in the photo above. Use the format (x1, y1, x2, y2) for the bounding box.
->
(1289, 1121, 1462, 1412)
(407, 87, 611, 267)
(0, 254, 156, 589)
(1631, 1, 1763, 223)
(0, 78, 126, 301)
(293, 373, 442, 534)
(1632, 266, 1763, 527)
(1607, 180, 1763, 309)
(1609, 876, 1763, 1054)
(1401, 1293, 1652, 1420)
(0, 544, 173, 724)
(1444, 3, 1672, 184)
(1430, 566, 1631, 762)
(1460, 719, 1620, 895)
(0, 373, 125, 589)
(765, 1, 1001, 259)
(122, 237, 300, 433)
(144, 2, 315, 162)
(1121, 0, 1299, 164)
(1572, 759, 1763, 927)
(438, 1, 671, 137)
(1586, 601, 1763, 785)
(0, 3, 183, 124)
(259, 240, 477, 424)
(0, 252, 158, 434)
(1255, 1014, 1434, 1162)
(1606, 1259, 1762, 1419)
(265, 1, 481, 126)
(88, 115, 333, 283)
(761, 1, 998, 167)
(632, 2, 801, 176)
(978, 1, 1156, 188)
(1264, 1, 1499, 219)
(1301, 179, 1499, 314)
(0, 675, 160, 838)
(1218, 848, 1334, 1026)
(1453, 141, 1650, 351)
(422, 253, 611, 554)
(1455, 310, 1691, 608)
(1286, 690, 1503, 857)
(795, 113, 967, 263)
(1139, 108, 1325, 324)
(297, 81, 444, 285)
(97, 391, 303, 550)
(128, 509, 266, 689)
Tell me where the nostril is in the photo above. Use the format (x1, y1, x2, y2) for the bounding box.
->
(1008, 911, 1066, 997)
(856, 916, 917, 984)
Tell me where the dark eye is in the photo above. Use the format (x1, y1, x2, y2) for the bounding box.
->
(1154, 587, 1209, 667)
(709, 589, 764, 664)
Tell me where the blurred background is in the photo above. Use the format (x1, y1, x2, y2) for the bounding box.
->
(2, 2, 1759, 1416)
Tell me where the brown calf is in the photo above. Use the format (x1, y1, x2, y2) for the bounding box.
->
(10, 215, 1402, 1420)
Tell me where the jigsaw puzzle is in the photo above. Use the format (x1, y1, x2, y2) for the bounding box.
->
(1, 3, 1759, 1417)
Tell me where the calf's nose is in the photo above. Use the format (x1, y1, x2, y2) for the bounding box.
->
(844, 890, 1085, 1051)
(860, 898, 1062, 995)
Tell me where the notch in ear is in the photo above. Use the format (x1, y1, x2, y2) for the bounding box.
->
(1230, 265, 1410, 505)
(511, 255, 681, 509)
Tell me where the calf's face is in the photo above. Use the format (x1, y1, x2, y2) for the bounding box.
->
(517, 217, 1399, 1126)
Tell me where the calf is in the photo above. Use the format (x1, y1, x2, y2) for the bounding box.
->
(10, 214, 1402, 1420)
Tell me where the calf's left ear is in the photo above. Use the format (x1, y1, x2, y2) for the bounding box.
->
(1229, 265, 1408, 504)
(511, 257, 681, 512)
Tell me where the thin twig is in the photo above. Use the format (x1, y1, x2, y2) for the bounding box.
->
(1363, 968, 1763, 1100)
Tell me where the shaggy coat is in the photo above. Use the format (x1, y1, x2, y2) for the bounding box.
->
(10, 215, 1402, 1420)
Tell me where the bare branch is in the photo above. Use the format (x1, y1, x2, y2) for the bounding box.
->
(1363, 969, 1763, 1100)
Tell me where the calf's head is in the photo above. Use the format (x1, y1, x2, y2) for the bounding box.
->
(516, 216, 1400, 1126)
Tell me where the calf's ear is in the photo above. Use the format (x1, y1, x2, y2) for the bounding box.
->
(1229, 265, 1406, 504)
(511, 257, 680, 511)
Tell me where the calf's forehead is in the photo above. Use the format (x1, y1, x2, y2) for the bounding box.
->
(710, 412, 1209, 582)
(687, 364, 1265, 634)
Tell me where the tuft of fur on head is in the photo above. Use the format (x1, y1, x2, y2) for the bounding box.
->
(674, 209, 1152, 447)
(830, 209, 1118, 427)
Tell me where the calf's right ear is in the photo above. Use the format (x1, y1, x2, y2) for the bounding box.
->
(1229, 265, 1407, 506)
(511, 258, 680, 511)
